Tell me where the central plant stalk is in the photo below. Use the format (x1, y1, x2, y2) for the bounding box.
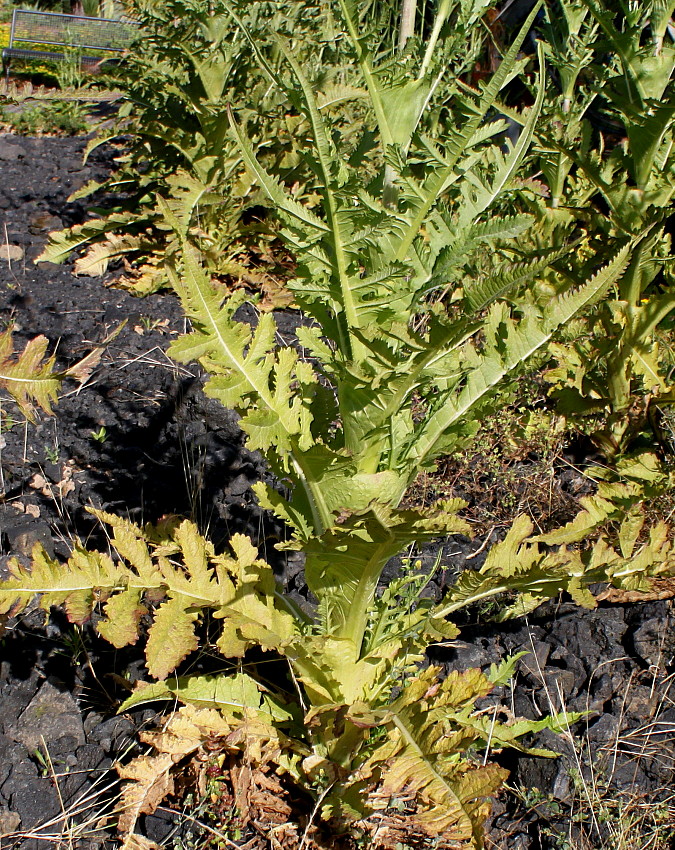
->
(398, 0, 418, 50)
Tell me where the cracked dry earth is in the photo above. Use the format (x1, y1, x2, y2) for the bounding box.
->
(0, 131, 674, 850)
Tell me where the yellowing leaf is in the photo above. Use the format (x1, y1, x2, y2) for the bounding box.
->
(145, 594, 199, 680)
(120, 672, 294, 722)
(0, 545, 121, 621)
(0, 329, 61, 421)
(322, 666, 508, 841)
(533, 494, 617, 545)
(92, 510, 158, 578)
(98, 589, 147, 648)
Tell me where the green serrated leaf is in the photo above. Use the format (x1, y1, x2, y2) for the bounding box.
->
(0, 329, 61, 421)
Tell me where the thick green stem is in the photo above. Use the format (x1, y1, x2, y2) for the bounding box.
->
(292, 450, 333, 536)
(419, 0, 452, 79)
(383, 0, 420, 206)
(339, 545, 392, 657)
(398, 0, 417, 51)
(606, 357, 632, 415)
(337, 0, 394, 149)
(382, 164, 399, 208)
(606, 240, 650, 414)
(619, 238, 647, 306)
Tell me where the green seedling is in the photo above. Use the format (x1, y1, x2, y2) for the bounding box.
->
(90, 426, 107, 443)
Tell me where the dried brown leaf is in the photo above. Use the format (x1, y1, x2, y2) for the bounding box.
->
(120, 835, 162, 850)
(65, 321, 127, 387)
(117, 753, 175, 837)
(595, 576, 675, 603)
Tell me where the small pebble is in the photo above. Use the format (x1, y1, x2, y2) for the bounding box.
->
(0, 243, 23, 262)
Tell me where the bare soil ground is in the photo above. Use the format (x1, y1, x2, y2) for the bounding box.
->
(0, 132, 673, 850)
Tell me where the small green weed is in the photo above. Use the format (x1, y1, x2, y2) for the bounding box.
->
(90, 426, 107, 444)
(44, 446, 59, 464)
(0, 413, 20, 434)
(0, 100, 89, 136)
(54, 49, 87, 91)
(508, 778, 675, 849)
(32, 745, 51, 777)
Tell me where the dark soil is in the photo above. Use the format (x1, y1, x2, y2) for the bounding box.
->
(0, 132, 673, 850)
